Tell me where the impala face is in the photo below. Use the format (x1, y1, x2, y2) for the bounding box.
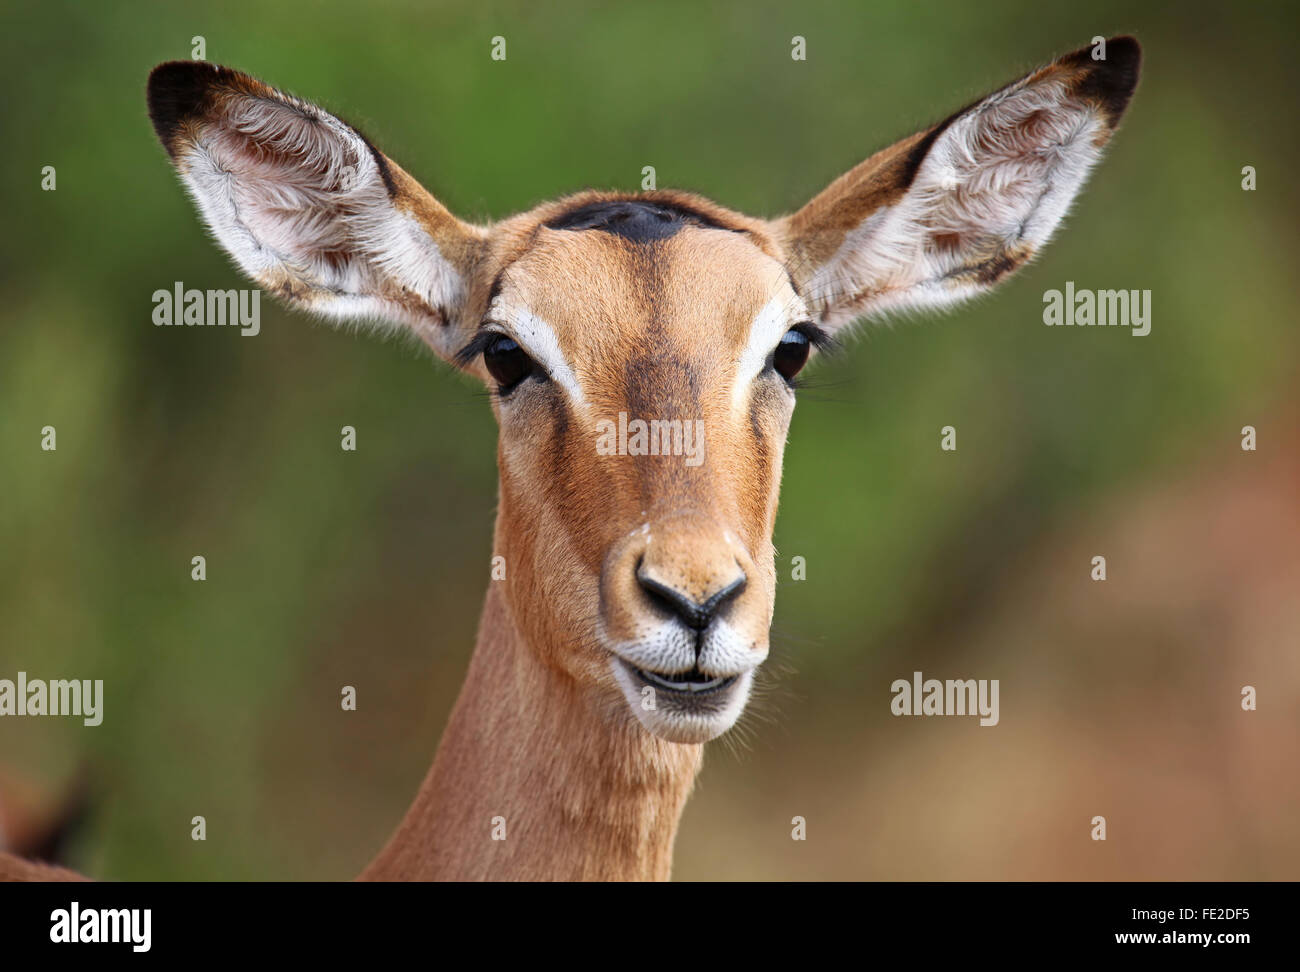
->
(147, 37, 1139, 745)
(474, 204, 819, 742)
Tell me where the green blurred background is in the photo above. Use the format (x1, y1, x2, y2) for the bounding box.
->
(1, 0, 1296, 879)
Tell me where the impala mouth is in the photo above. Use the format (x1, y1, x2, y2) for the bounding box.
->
(607, 640, 757, 742)
(609, 654, 753, 743)
(629, 665, 739, 695)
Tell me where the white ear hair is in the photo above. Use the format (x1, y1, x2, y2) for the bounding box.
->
(147, 61, 482, 355)
(779, 36, 1141, 331)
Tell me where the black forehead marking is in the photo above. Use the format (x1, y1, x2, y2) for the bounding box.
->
(544, 199, 742, 243)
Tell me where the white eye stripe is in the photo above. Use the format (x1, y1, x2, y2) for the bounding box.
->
(488, 303, 587, 406)
(731, 295, 804, 413)
(489, 295, 801, 413)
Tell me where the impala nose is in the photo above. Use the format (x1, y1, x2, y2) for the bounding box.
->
(635, 561, 746, 631)
(599, 512, 766, 662)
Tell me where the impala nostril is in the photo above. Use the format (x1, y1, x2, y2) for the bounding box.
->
(635, 565, 746, 631)
(642, 584, 683, 622)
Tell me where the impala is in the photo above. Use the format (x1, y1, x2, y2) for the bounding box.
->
(1, 35, 1140, 881)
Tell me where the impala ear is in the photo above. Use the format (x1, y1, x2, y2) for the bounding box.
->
(772, 36, 1141, 331)
(146, 61, 486, 361)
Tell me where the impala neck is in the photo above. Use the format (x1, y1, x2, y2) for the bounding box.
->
(361, 582, 703, 881)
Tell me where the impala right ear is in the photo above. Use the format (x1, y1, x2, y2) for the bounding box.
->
(146, 61, 487, 362)
(773, 36, 1141, 331)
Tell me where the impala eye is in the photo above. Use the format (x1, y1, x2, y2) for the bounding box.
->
(773, 328, 812, 382)
(482, 335, 536, 393)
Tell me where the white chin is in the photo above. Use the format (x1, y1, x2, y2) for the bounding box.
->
(611, 659, 754, 743)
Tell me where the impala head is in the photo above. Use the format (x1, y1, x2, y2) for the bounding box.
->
(147, 37, 1139, 744)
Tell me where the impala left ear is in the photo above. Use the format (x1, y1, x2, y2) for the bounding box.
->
(146, 61, 487, 361)
(772, 36, 1141, 331)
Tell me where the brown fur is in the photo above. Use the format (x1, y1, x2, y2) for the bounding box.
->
(358, 217, 793, 878)
(362, 586, 702, 880)
(0, 855, 87, 882)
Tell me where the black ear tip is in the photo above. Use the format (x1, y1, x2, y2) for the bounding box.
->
(1067, 35, 1142, 125)
(1105, 35, 1143, 76)
(146, 60, 223, 154)
(1108, 35, 1142, 54)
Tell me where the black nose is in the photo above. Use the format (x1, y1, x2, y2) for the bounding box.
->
(636, 567, 746, 631)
